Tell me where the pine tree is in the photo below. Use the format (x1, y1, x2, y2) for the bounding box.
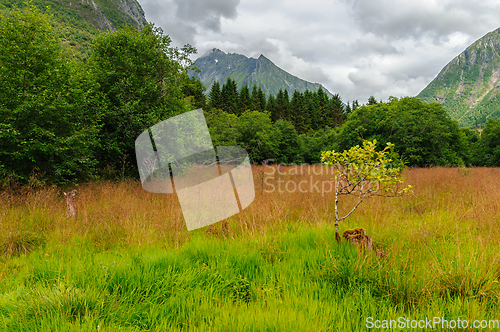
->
(282, 89, 290, 120)
(238, 85, 251, 115)
(352, 100, 360, 111)
(266, 94, 277, 118)
(304, 89, 316, 131)
(367, 95, 377, 105)
(257, 86, 266, 111)
(250, 85, 266, 112)
(290, 90, 309, 134)
(328, 94, 346, 127)
(221, 77, 238, 114)
(274, 89, 290, 122)
(315, 87, 329, 129)
(208, 81, 222, 110)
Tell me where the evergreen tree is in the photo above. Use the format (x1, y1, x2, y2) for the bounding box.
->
(290, 90, 309, 134)
(367, 95, 378, 105)
(345, 101, 352, 115)
(257, 86, 267, 111)
(221, 77, 238, 114)
(208, 81, 222, 110)
(266, 94, 277, 118)
(238, 85, 251, 115)
(327, 94, 346, 128)
(274, 89, 290, 122)
(250, 85, 266, 112)
(283, 90, 290, 120)
(315, 87, 329, 128)
(304, 90, 316, 131)
(352, 100, 360, 111)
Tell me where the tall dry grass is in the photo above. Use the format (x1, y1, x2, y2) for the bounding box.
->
(1, 166, 499, 255)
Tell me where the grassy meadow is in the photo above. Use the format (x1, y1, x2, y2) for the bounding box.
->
(1, 166, 500, 331)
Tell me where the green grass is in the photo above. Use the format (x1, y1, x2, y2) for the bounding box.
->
(1, 224, 500, 331)
(1, 167, 500, 330)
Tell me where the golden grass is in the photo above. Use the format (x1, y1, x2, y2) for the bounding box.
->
(0, 166, 499, 255)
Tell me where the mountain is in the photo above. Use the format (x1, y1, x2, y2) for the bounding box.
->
(190, 48, 334, 97)
(1, 0, 147, 58)
(417, 27, 500, 128)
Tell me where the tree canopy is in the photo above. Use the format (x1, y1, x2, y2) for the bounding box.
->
(336, 97, 468, 167)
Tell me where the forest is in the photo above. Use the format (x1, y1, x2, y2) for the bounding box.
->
(1, 3, 499, 186)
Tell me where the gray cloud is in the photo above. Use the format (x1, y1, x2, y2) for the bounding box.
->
(139, 0, 500, 103)
(344, 0, 500, 42)
(174, 0, 240, 31)
(139, 0, 240, 45)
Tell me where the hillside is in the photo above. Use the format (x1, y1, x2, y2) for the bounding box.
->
(417, 27, 500, 128)
(190, 48, 333, 97)
(0, 0, 147, 58)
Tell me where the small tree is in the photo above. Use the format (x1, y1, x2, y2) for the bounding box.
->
(321, 140, 412, 241)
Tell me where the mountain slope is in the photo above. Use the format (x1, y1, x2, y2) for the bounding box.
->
(190, 48, 333, 97)
(1, 0, 147, 58)
(417, 27, 500, 128)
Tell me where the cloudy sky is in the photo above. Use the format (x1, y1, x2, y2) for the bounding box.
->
(139, 0, 500, 103)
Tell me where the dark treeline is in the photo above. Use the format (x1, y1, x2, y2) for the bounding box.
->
(205, 78, 347, 134)
(1, 4, 499, 186)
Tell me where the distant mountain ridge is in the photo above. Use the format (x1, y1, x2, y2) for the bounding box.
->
(190, 48, 333, 97)
(417, 27, 500, 128)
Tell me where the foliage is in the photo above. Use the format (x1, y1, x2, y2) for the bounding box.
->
(337, 97, 468, 167)
(236, 111, 280, 163)
(273, 120, 302, 164)
(182, 76, 206, 110)
(87, 23, 195, 173)
(321, 140, 412, 237)
(477, 119, 500, 166)
(0, 3, 100, 184)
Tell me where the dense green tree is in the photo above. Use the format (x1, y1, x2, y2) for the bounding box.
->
(315, 87, 329, 129)
(281, 90, 291, 121)
(477, 119, 500, 166)
(367, 95, 378, 105)
(182, 76, 206, 110)
(88, 23, 194, 172)
(0, 3, 100, 184)
(273, 120, 302, 164)
(221, 77, 239, 114)
(266, 94, 277, 118)
(299, 126, 340, 164)
(459, 127, 481, 166)
(237, 111, 279, 163)
(208, 81, 222, 110)
(345, 101, 352, 115)
(337, 97, 467, 166)
(272, 89, 289, 122)
(250, 85, 266, 112)
(238, 85, 251, 115)
(204, 109, 240, 147)
(304, 90, 317, 132)
(290, 91, 309, 134)
(352, 100, 360, 111)
(327, 94, 346, 128)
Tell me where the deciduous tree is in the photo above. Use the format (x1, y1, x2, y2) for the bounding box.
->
(321, 140, 412, 240)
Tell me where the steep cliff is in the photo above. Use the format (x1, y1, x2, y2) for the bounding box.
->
(418, 28, 500, 127)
